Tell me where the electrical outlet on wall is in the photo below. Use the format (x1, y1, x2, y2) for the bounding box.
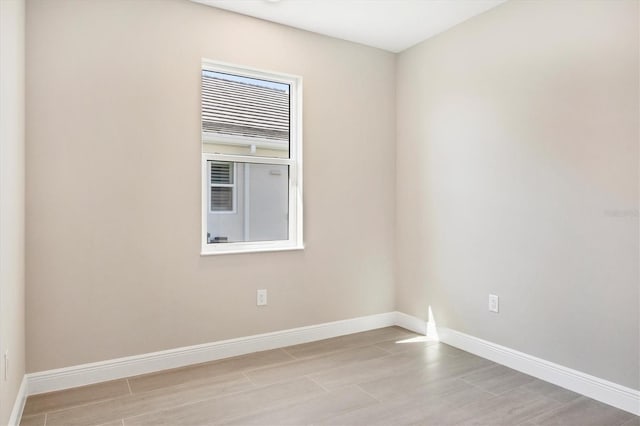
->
(489, 294, 499, 313)
(257, 289, 267, 306)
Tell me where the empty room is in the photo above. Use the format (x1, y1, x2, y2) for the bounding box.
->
(0, 0, 638, 424)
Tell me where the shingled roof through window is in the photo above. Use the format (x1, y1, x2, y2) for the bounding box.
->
(201, 72, 290, 143)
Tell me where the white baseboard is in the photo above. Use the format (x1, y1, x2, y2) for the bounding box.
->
(438, 327, 640, 416)
(394, 311, 428, 335)
(21, 311, 639, 418)
(27, 312, 397, 395)
(8, 376, 27, 426)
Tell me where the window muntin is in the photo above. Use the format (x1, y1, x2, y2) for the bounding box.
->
(201, 60, 302, 255)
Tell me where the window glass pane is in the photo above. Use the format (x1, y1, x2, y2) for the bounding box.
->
(210, 187, 233, 212)
(210, 161, 233, 184)
(207, 162, 289, 244)
(202, 70, 290, 159)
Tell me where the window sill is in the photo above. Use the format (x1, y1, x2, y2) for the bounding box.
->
(200, 243, 304, 256)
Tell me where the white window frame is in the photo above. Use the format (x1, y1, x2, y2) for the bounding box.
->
(201, 59, 303, 255)
(208, 161, 237, 214)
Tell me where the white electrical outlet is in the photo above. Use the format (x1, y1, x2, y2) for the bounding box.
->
(489, 294, 499, 313)
(257, 289, 267, 306)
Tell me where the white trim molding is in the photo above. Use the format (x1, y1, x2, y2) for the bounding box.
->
(8, 376, 27, 426)
(18, 311, 639, 420)
(27, 312, 396, 395)
(200, 59, 304, 257)
(394, 311, 428, 335)
(438, 327, 640, 416)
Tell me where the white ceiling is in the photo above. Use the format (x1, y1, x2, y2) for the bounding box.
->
(192, 0, 507, 53)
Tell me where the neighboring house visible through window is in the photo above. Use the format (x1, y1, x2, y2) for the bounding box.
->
(209, 161, 235, 213)
(201, 60, 303, 254)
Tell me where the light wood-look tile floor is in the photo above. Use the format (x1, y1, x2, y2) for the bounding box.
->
(20, 327, 639, 426)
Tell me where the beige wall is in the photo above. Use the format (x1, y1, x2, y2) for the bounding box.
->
(396, 0, 639, 389)
(0, 0, 26, 422)
(26, 0, 396, 372)
(25, 0, 639, 394)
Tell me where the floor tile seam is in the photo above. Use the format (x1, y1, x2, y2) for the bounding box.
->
(127, 366, 248, 387)
(394, 380, 499, 415)
(279, 343, 375, 363)
(240, 370, 260, 387)
(240, 352, 334, 377)
(308, 389, 384, 425)
(434, 393, 513, 425)
(372, 343, 395, 355)
(457, 376, 503, 396)
(282, 332, 413, 361)
(280, 347, 298, 360)
(118, 381, 279, 425)
(286, 329, 405, 349)
(304, 375, 331, 393)
(353, 384, 383, 403)
(522, 395, 600, 426)
(489, 377, 547, 398)
(284, 339, 370, 359)
(25, 379, 129, 400)
(128, 370, 252, 395)
(23, 389, 135, 419)
(221, 373, 330, 396)
(525, 386, 581, 405)
(238, 336, 404, 371)
(124, 352, 295, 384)
(232, 352, 311, 373)
(383, 378, 492, 406)
(35, 382, 173, 417)
(353, 363, 438, 396)
(447, 361, 499, 382)
(375, 339, 433, 353)
(43, 375, 259, 423)
(216, 382, 345, 425)
(239, 356, 315, 376)
(133, 378, 329, 426)
(470, 391, 564, 424)
(452, 360, 501, 377)
(243, 351, 392, 384)
(473, 369, 530, 389)
(241, 366, 350, 389)
(512, 400, 580, 426)
(369, 334, 424, 348)
(363, 390, 479, 426)
(621, 417, 640, 426)
(303, 349, 402, 382)
(288, 354, 393, 386)
(277, 347, 297, 361)
(327, 358, 435, 391)
(503, 394, 588, 426)
(497, 381, 563, 402)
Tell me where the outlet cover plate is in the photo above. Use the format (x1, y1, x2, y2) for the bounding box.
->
(257, 289, 267, 306)
(489, 294, 499, 313)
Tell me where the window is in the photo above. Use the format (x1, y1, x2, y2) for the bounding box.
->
(209, 161, 235, 213)
(201, 60, 303, 255)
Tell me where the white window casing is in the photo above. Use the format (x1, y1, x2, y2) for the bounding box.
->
(201, 59, 303, 255)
